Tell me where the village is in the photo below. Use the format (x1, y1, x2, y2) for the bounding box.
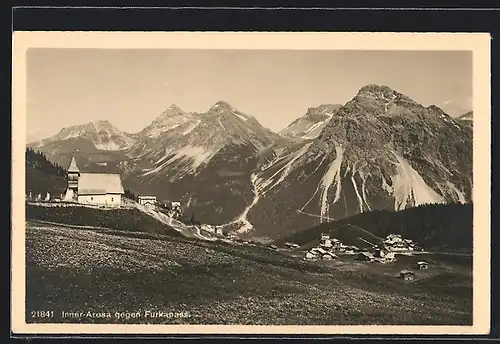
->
(267, 232, 429, 281)
(27, 155, 429, 282)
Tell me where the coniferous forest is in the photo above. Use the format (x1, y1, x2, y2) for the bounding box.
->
(25, 148, 67, 198)
(276, 202, 473, 254)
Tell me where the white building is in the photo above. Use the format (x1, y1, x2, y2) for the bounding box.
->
(320, 234, 332, 249)
(138, 195, 157, 207)
(63, 156, 124, 206)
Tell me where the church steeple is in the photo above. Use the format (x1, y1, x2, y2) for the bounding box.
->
(68, 156, 80, 173)
(66, 156, 80, 199)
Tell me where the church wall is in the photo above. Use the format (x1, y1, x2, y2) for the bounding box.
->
(78, 194, 122, 206)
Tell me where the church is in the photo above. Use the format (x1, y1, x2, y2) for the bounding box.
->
(63, 156, 124, 206)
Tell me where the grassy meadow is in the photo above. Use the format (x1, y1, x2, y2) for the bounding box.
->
(26, 221, 472, 325)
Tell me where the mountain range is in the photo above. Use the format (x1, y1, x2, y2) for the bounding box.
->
(28, 84, 473, 239)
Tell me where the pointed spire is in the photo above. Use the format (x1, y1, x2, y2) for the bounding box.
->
(68, 156, 79, 173)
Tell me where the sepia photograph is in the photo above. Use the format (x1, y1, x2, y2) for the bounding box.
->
(11, 31, 491, 335)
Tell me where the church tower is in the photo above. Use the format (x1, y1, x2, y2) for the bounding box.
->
(63, 156, 80, 201)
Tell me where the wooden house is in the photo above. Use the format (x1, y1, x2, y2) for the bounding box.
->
(322, 252, 338, 260)
(356, 252, 374, 262)
(320, 233, 332, 249)
(417, 261, 429, 270)
(138, 195, 157, 207)
(400, 269, 415, 281)
(305, 250, 318, 260)
(384, 251, 396, 262)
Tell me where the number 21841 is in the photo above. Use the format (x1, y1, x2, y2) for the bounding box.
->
(31, 310, 54, 318)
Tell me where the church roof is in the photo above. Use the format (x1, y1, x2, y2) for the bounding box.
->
(68, 156, 80, 172)
(78, 173, 124, 195)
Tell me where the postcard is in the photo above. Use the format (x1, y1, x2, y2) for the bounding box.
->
(11, 31, 491, 335)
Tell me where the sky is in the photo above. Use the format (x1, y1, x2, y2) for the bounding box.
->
(27, 49, 472, 141)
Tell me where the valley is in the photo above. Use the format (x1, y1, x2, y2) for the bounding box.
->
(24, 82, 475, 324)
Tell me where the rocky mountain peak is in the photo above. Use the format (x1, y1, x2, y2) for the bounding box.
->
(304, 104, 342, 120)
(210, 101, 234, 112)
(159, 104, 186, 118)
(458, 111, 473, 121)
(354, 84, 418, 106)
(358, 84, 396, 95)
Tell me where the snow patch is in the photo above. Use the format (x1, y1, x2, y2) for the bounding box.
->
(300, 154, 329, 211)
(262, 143, 312, 193)
(389, 152, 445, 210)
(359, 171, 371, 211)
(306, 121, 324, 134)
(154, 148, 173, 165)
(145, 123, 182, 138)
(235, 173, 260, 234)
(217, 117, 226, 131)
(446, 181, 467, 203)
(94, 139, 128, 151)
(351, 174, 364, 213)
(181, 120, 201, 135)
(232, 111, 248, 122)
(319, 145, 344, 221)
(141, 145, 219, 176)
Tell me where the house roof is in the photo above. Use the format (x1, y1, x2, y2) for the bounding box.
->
(311, 247, 328, 254)
(417, 261, 428, 265)
(78, 173, 124, 195)
(68, 156, 80, 173)
(400, 269, 415, 275)
(359, 252, 374, 258)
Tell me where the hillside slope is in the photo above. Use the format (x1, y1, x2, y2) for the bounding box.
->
(26, 222, 472, 325)
(26, 203, 181, 237)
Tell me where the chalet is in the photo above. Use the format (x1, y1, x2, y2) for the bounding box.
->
(320, 234, 332, 249)
(63, 157, 124, 206)
(312, 247, 328, 255)
(214, 226, 224, 236)
(417, 261, 429, 270)
(200, 224, 215, 233)
(385, 234, 403, 243)
(306, 247, 329, 260)
(138, 195, 157, 207)
(285, 242, 300, 249)
(384, 251, 396, 262)
(331, 238, 341, 249)
(305, 250, 318, 260)
(356, 252, 374, 262)
(268, 244, 278, 250)
(374, 246, 392, 258)
(400, 270, 415, 281)
(322, 252, 338, 260)
(171, 202, 182, 211)
(344, 247, 355, 254)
